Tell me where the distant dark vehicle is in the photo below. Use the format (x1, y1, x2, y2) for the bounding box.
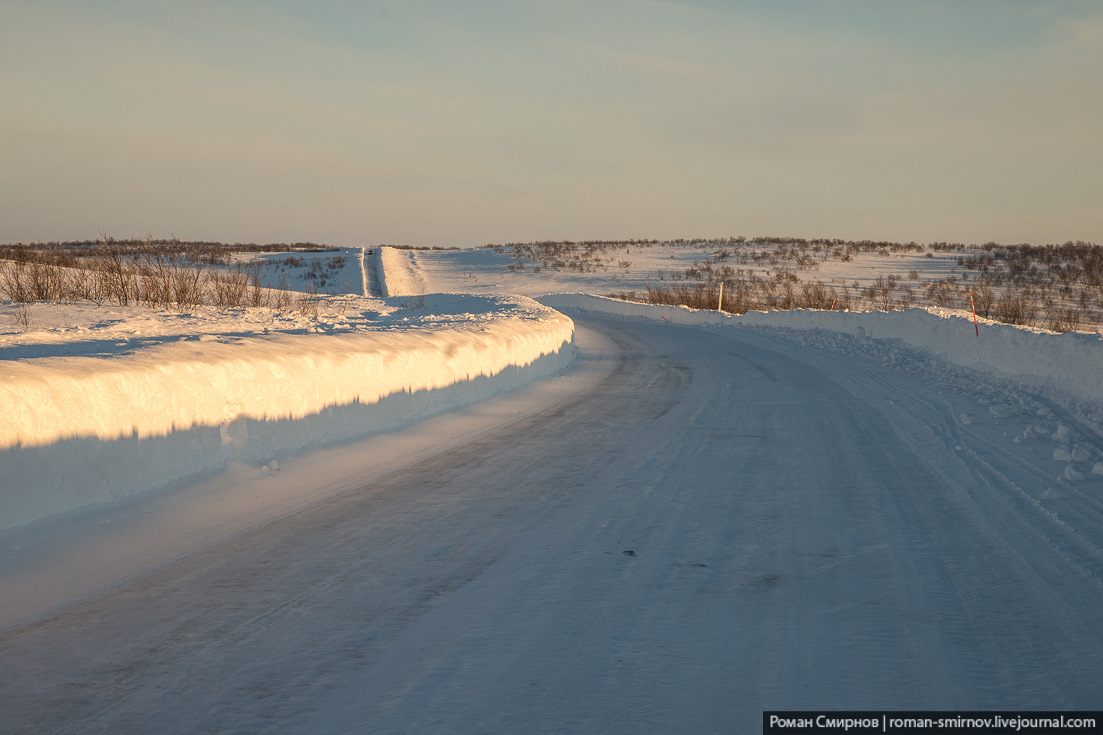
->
(368, 249, 374, 255)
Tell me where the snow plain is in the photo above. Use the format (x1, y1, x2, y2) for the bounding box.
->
(367, 242, 962, 300)
(2, 244, 1103, 732)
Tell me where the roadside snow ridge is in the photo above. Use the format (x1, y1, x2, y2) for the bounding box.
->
(0, 294, 573, 529)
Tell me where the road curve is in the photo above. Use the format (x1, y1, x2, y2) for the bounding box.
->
(2, 316, 1101, 733)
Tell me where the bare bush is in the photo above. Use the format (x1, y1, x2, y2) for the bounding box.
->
(994, 286, 1037, 326)
(94, 235, 138, 306)
(799, 281, 834, 310)
(0, 261, 29, 302)
(211, 269, 248, 309)
(296, 287, 320, 317)
(27, 260, 67, 300)
(272, 274, 293, 312)
(864, 275, 899, 311)
(171, 264, 206, 308)
(13, 301, 31, 330)
(925, 279, 958, 309)
(1047, 307, 1084, 333)
(972, 283, 995, 318)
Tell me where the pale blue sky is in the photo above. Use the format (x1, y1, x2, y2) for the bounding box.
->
(2, 1, 1100, 246)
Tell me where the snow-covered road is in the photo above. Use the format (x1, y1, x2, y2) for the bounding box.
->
(3, 316, 1102, 733)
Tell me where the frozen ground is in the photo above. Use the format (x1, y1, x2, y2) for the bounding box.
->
(2, 245, 1103, 731)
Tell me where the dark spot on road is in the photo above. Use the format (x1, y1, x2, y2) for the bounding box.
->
(748, 573, 780, 589)
(622, 550, 636, 557)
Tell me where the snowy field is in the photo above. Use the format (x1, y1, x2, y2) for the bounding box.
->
(365, 242, 962, 299)
(2, 244, 1103, 731)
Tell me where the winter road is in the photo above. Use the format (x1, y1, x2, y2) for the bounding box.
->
(2, 316, 1102, 733)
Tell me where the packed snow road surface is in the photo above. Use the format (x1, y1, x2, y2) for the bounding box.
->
(3, 316, 1102, 733)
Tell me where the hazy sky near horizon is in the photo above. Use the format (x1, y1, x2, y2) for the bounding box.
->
(2, 0, 1101, 247)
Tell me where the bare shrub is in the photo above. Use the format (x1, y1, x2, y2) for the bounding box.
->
(1047, 306, 1084, 333)
(137, 244, 175, 309)
(798, 281, 834, 310)
(994, 286, 1037, 326)
(641, 284, 716, 311)
(925, 279, 957, 309)
(0, 261, 29, 302)
(864, 275, 899, 311)
(272, 274, 293, 312)
(211, 269, 248, 309)
(64, 267, 97, 304)
(26, 260, 67, 300)
(296, 286, 320, 317)
(972, 283, 995, 318)
(399, 294, 428, 310)
(171, 264, 206, 308)
(0, 259, 69, 302)
(246, 262, 267, 307)
(13, 301, 31, 330)
(723, 278, 760, 314)
(94, 235, 138, 306)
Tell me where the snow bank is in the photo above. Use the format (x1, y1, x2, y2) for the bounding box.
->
(539, 293, 1103, 405)
(378, 247, 428, 297)
(0, 294, 574, 530)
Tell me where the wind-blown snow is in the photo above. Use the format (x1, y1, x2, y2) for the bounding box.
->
(0, 294, 573, 529)
(539, 293, 1103, 406)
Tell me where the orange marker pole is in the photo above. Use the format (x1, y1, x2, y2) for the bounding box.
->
(969, 290, 979, 337)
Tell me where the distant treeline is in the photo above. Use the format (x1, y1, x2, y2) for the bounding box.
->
(0, 237, 340, 268)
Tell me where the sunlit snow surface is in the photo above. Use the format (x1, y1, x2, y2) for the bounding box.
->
(542, 293, 1103, 406)
(3, 246, 1103, 729)
(0, 293, 573, 528)
(3, 243, 1102, 532)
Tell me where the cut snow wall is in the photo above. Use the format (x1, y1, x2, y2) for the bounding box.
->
(539, 293, 1103, 406)
(378, 247, 427, 297)
(0, 297, 574, 530)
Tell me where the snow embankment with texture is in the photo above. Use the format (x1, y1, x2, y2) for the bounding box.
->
(540, 293, 1103, 406)
(0, 294, 574, 530)
(378, 247, 429, 297)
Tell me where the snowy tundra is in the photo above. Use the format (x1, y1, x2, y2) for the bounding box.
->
(1, 245, 1102, 733)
